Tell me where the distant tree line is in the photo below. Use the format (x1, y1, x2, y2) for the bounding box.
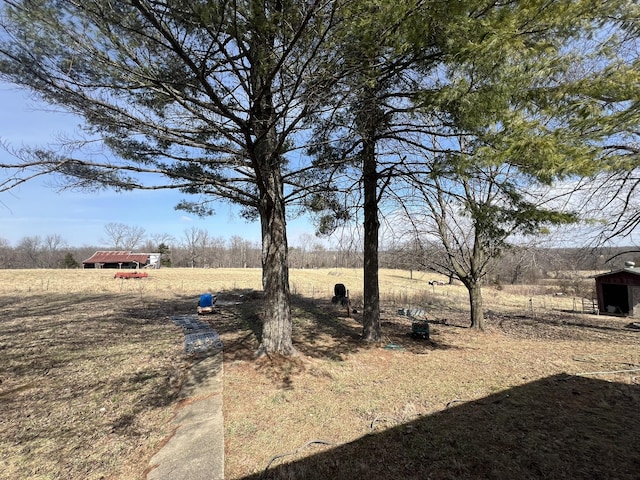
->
(1, 225, 637, 288)
(383, 242, 640, 286)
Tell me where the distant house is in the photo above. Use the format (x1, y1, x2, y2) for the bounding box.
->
(593, 261, 640, 316)
(82, 251, 161, 269)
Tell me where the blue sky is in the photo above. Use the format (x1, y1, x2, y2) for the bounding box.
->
(0, 82, 318, 248)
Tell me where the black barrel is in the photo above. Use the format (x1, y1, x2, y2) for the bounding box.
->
(334, 283, 347, 297)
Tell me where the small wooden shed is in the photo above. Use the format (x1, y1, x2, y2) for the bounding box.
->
(593, 261, 640, 317)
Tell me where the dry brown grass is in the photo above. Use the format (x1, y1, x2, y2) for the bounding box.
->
(1, 268, 638, 479)
(221, 299, 640, 480)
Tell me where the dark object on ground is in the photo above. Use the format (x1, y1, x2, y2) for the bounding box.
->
(398, 308, 430, 340)
(331, 283, 350, 316)
(332, 284, 349, 306)
(411, 321, 430, 339)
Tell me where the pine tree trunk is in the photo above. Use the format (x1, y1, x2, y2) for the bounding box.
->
(253, 106, 295, 355)
(362, 131, 381, 342)
(258, 179, 295, 356)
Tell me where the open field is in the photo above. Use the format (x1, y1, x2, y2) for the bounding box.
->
(0, 266, 591, 315)
(1, 268, 639, 479)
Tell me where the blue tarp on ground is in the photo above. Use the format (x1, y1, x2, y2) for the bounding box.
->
(199, 293, 214, 308)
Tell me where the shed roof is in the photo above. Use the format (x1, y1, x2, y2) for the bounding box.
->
(593, 267, 640, 279)
(82, 251, 150, 265)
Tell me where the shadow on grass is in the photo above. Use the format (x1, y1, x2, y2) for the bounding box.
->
(170, 290, 463, 364)
(0, 289, 461, 397)
(241, 374, 640, 480)
(0, 292, 190, 479)
(162, 290, 464, 390)
(0, 292, 185, 407)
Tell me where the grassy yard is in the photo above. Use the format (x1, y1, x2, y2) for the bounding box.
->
(1, 268, 638, 479)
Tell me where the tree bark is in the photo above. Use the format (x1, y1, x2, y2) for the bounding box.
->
(254, 111, 295, 355)
(467, 280, 485, 330)
(362, 130, 382, 342)
(258, 174, 295, 356)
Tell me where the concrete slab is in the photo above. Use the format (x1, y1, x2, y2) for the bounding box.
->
(147, 352, 224, 480)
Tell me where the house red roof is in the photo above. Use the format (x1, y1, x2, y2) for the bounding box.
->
(82, 251, 150, 265)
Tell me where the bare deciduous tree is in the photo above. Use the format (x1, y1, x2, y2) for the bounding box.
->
(102, 223, 145, 251)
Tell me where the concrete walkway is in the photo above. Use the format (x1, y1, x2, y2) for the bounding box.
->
(147, 351, 224, 480)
